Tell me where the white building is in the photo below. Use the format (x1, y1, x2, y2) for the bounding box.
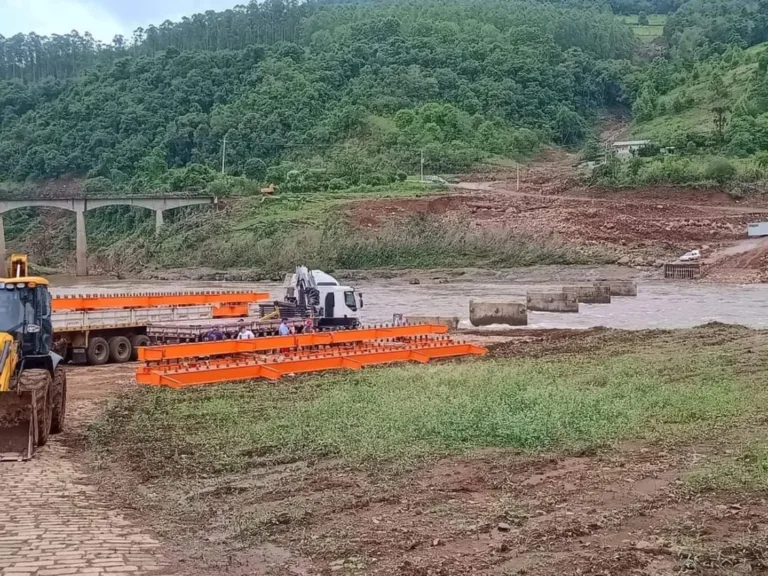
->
(612, 140, 651, 160)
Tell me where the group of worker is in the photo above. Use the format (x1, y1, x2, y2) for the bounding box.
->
(203, 318, 313, 341)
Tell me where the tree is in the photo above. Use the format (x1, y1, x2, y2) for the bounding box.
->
(581, 139, 604, 161)
(244, 158, 267, 181)
(637, 11, 650, 26)
(554, 107, 587, 146)
(712, 106, 729, 144)
(710, 74, 729, 101)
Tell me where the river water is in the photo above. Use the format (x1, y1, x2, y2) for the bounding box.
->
(49, 272, 768, 331)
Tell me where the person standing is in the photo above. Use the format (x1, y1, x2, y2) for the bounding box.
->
(237, 325, 255, 340)
(278, 319, 290, 336)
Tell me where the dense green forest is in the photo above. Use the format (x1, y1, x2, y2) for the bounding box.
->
(0, 0, 637, 194)
(3, 0, 768, 195)
(3, 0, 768, 272)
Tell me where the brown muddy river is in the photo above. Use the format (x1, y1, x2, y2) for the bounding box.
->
(50, 272, 768, 330)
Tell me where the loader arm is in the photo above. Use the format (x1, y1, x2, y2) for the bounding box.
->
(0, 333, 18, 392)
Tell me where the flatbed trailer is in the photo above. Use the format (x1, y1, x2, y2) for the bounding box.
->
(52, 291, 271, 365)
(147, 317, 311, 343)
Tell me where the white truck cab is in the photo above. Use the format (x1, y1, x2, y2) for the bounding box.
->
(284, 268, 363, 328)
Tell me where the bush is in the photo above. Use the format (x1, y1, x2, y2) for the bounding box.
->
(244, 158, 267, 181)
(396, 170, 408, 181)
(704, 158, 737, 184)
(362, 172, 392, 186)
(82, 177, 113, 195)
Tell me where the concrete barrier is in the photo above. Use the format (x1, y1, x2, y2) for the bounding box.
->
(526, 292, 579, 313)
(469, 301, 528, 327)
(407, 316, 460, 330)
(562, 285, 611, 304)
(594, 280, 638, 297)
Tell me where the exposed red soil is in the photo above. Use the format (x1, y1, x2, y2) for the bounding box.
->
(351, 148, 768, 279)
(84, 327, 768, 576)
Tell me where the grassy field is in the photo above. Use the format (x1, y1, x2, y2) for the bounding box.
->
(88, 325, 768, 573)
(90, 325, 768, 478)
(621, 14, 666, 43)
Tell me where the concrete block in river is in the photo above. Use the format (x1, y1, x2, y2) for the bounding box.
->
(594, 280, 638, 297)
(469, 301, 528, 327)
(407, 316, 460, 330)
(526, 292, 579, 313)
(562, 285, 611, 304)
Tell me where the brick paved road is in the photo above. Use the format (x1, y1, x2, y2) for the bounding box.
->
(0, 366, 171, 576)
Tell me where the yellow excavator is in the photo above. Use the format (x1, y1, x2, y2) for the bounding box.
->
(0, 255, 66, 461)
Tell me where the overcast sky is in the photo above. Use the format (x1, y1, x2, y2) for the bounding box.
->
(1, 0, 238, 43)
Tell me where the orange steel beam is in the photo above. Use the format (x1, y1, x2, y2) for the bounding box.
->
(52, 291, 270, 311)
(212, 304, 250, 318)
(137, 342, 487, 388)
(137, 338, 456, 375)
(137, 324, 450, 362)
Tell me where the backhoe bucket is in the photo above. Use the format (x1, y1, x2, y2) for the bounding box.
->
(0, 390, 37, 462)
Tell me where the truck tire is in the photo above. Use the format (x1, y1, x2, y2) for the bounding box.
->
(87, 337, 110, 366)
(109, 336, 132, 364)
(50, 366, 67, 435)
(129, 335, 150, 361)
(17, 369, 52, 447)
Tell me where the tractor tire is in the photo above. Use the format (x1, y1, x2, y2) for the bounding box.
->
(17, 369, 53, 448)
(87, 337, 110, 366)
(129, 335, 150, 361)
(50, 366, 67, 435)
(109, 336, 132, 364)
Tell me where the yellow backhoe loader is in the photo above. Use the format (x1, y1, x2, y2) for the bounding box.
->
(0, 255, 66, 461)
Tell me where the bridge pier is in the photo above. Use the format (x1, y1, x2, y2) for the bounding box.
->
(155, 210, 164, 234)
(0, 214, 5, 267)
(0, 196, 215, 277)
(76, 207, 87, 277)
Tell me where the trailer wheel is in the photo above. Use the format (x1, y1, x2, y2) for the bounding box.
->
(50, 367, 67, 435)
(108, 336, 132, 364)
(129, 335, 150, 361)
(86, 337, 110, 366)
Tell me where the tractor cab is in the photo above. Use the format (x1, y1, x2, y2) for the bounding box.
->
(0, 255, 53, 359)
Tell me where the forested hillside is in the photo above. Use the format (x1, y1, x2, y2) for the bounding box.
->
(587, 0, 768, 188)
(3, 0, 768, 273)
(0, 0, 635, 194)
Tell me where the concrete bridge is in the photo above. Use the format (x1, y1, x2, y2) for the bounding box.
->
(0, 196, 217, 276)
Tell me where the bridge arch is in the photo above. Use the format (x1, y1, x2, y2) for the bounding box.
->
(0, 196, 216, 276)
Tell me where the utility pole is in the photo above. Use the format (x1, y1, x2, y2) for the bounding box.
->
(420, 150, 424, 182)
(221, 134, 228, 174)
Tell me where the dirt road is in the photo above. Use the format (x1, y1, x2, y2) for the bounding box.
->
(0, 365, 171, 576)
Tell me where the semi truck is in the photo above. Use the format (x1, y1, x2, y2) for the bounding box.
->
(50, 268, 363, 365)
(52, 291, 269, 365)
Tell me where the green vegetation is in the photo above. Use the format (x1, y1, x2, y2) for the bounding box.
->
(114, 198, 600, 274)
(590, 153, 767, 187)
(4, 0, 768, 269)
(0, 0, 633, 193)
(7, 180, 602, 274)
(90, 327, 763, 475)
(687, 442, 768, 494)
(621, 14, 667, 43)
